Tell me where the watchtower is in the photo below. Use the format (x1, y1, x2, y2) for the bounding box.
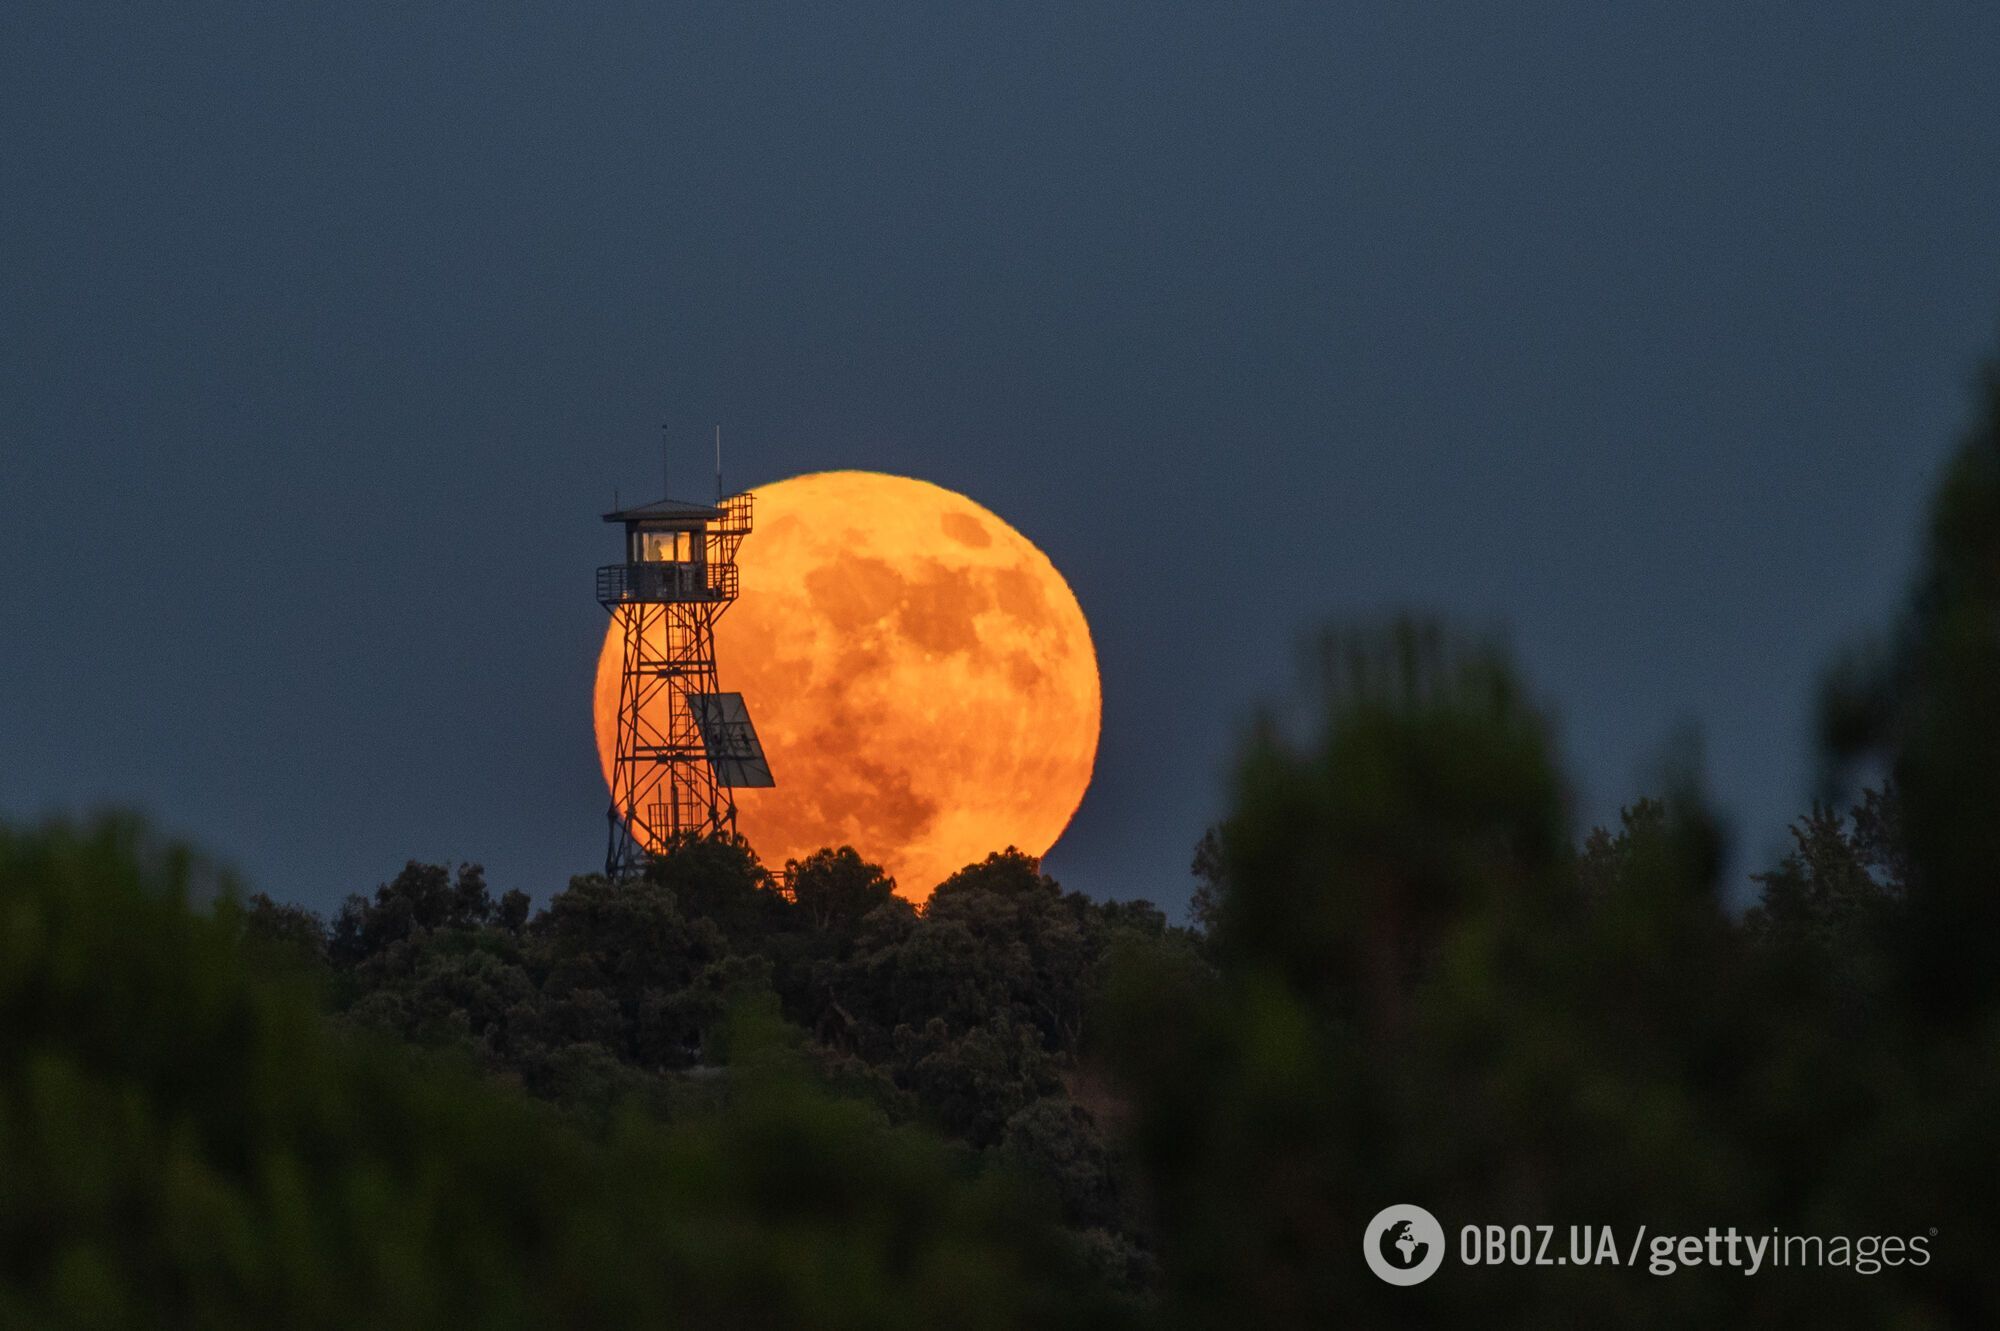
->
(597, 491, 772, 877)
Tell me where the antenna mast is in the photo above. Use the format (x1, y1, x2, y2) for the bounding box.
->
(714, 425, 723, 501)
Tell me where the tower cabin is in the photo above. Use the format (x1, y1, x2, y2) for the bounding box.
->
(596, 496, 736, 605)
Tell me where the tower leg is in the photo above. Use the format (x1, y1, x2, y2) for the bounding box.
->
(605, 805, 626, 879)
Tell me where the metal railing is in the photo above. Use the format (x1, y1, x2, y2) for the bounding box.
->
(596, 561, 739, 605)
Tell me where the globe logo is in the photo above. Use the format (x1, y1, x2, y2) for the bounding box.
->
(1363, 1204, 1446, 1286)
(1384, 1220, 1427, 1268)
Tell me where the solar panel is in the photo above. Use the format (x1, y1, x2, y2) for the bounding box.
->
(687, 692, 775, 787)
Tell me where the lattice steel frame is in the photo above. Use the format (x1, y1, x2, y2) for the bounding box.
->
(600, 494, 753, 877)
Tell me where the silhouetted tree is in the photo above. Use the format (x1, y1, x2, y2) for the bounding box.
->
(1820, 359, 2000, 1017)
(329, 860, 493, 965)
(787, 846, 899, 934)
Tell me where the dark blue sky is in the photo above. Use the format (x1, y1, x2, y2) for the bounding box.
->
(5, 4, 1997, 916)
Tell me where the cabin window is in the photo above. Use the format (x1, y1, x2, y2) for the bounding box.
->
(641, 530, 692, 562)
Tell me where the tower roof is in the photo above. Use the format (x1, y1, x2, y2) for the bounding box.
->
(603, 496, 724, 523)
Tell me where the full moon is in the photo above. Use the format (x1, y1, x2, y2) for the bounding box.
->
(592, 470, 1100, 900)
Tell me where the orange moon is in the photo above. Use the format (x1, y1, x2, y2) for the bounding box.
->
(592, 470, 1101, 900)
